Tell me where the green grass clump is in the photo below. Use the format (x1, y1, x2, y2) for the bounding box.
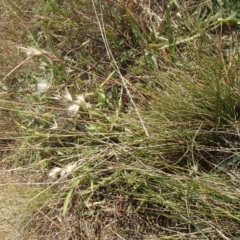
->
(1, 0, 240, 239)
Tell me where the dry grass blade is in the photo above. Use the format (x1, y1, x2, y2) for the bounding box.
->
(91, 0, 149, 137)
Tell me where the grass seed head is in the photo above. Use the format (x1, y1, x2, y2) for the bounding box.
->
(48, 167, 62, 179)
(19, 46, 44, 57)
(63, 88, 73, 102)
(75, 94, 92, 109)
(36, 80, 51, 93)
(48, 163, 77, 179)
(67, 103, 80, 116)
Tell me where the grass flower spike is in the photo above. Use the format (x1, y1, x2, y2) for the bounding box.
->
(57, 88, 92, 116)
(36, 80, 51, 93)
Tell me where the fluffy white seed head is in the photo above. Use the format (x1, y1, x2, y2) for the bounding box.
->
(48, 167, 62, 179)
(19, 46, 44, 57)
(63, 88, 73, 102)
(75, 95, 92, 109)
(48, 163, 77, 179)
(67, 103, 80, 116)
(52, 89, 91, 115)
(60, 163, 77, 177)
(36, 81, 51, 93)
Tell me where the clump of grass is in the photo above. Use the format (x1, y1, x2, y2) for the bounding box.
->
(1, 0, 240, 239)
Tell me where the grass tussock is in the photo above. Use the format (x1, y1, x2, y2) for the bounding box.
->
(1, 0, 240, 239)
